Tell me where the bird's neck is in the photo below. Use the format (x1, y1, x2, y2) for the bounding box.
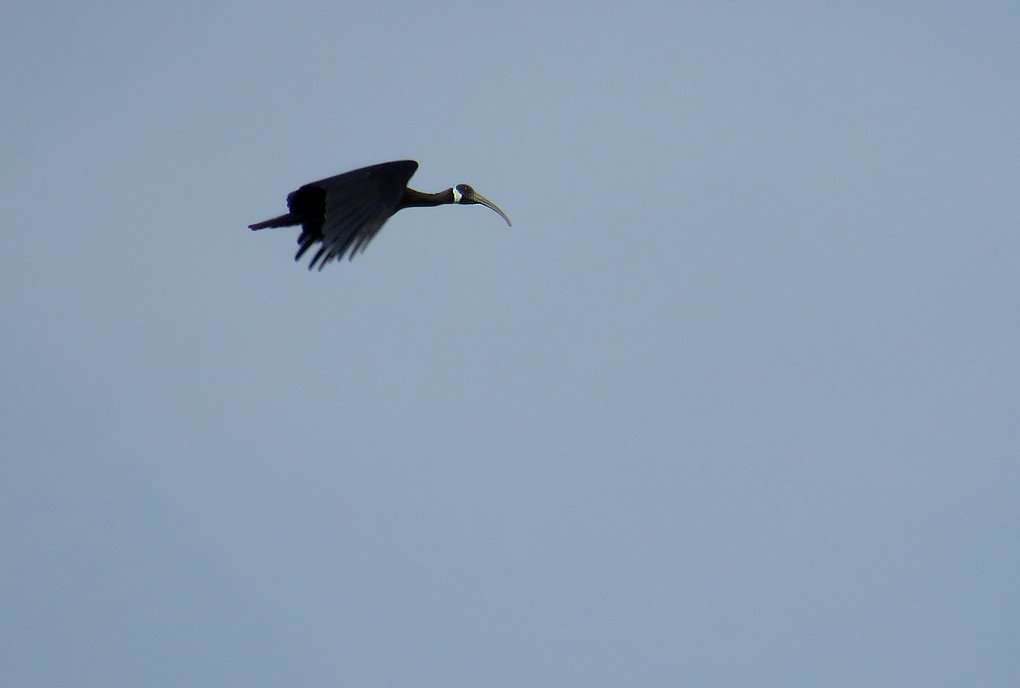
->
(399, 187, 455, 209)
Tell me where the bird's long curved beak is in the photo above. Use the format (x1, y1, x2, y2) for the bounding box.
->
(466, 190, 512, 227)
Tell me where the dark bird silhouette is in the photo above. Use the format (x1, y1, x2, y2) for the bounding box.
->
(249, 160, 511, 270)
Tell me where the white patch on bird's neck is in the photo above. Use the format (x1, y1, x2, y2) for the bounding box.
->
(451, 187, 463, 204)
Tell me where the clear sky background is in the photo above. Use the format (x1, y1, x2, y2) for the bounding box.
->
(2, 2, 1018, 686)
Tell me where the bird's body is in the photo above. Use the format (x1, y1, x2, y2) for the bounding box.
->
(249, 160, 510, 270)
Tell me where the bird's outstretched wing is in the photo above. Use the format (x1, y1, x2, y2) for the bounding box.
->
(290, 160, 419, 270)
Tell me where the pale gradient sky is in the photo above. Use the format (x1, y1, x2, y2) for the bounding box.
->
(2, 2, 1018, 686)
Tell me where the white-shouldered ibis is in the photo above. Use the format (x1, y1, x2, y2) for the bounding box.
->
(249, 160, 511, 270)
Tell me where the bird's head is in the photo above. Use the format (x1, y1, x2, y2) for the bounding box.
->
(452, 184, 512, 227)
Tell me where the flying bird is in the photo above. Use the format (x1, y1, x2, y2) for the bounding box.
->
(249, 160, 511, 270)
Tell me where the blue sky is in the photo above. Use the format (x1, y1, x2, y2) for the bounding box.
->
(2, 2, 1018, 686)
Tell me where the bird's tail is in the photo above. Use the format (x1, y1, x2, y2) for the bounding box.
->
(248, 213, 300, 230)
